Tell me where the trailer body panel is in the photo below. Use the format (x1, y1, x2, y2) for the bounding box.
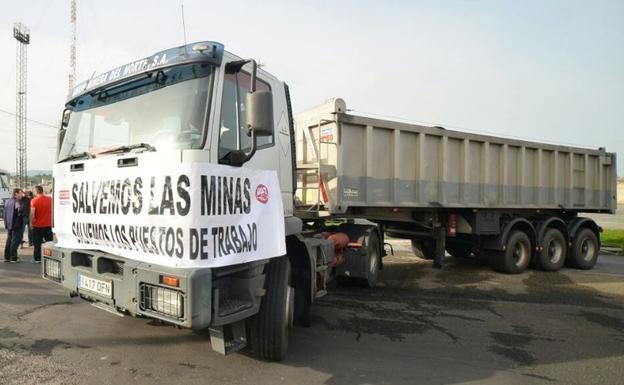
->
(295, 99, 617, 215)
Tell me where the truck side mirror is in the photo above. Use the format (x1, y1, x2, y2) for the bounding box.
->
(246, 90, 274, 137)
(221, 58, 274, 168)
(62, 109, 71, 127)
(58, 109, 70, 159)
(57, 129, 66, 159)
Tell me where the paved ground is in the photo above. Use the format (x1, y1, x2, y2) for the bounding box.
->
(1, 234, 623, 385)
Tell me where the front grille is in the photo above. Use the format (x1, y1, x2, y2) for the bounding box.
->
(97, 257, 124, 276)
(43, 258, 61, 282)
(139, 283, 185, 320)
(71, 252, 92, 268)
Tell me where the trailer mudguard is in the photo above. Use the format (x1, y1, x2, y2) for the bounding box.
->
(567, 218, 601, 247)
(482, 217, 536, 252)
(535, 217, 570, 247)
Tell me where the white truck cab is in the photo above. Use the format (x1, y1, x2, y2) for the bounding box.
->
(44, 41, 357, 362)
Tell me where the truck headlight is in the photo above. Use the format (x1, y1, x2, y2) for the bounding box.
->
(140, 283, 184, 319)
(43, 258, 62, 282)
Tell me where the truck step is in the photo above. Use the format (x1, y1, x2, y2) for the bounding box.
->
(218, 298, 253, 317)
(91, 302, 125, 317)
(315, 289, 327, 299)
(296, 163, 320, 169)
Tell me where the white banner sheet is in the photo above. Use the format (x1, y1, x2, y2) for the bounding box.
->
(53, 159, 286, 268)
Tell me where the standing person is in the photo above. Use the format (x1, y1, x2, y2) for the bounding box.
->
(30, 185, 53, 263)
(21, 190, 33, 247)
(3, 188, 25, 263)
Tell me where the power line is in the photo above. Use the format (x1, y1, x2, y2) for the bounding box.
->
(0, 107, 58, 129)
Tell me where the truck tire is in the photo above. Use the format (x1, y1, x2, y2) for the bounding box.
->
(489, 230, 531, 274)
(535, 228, 567, 272)
(411, 239, 435, 260)
(446, 243, 472, 259)
(246, 257, 293, 361)
(363, 233, 380, 288)
(336, 233, 381, 288)
(567, 228, 599, 270)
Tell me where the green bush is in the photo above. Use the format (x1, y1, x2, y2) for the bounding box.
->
(601, 229, 624, 253)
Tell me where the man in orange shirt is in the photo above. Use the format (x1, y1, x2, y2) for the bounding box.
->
(30, 185, 53, 263)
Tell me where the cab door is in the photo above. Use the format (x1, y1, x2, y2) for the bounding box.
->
(215, 62, 278, 171)
(211, 59, 293, 215)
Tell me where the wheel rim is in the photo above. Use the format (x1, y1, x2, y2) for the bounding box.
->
(546, 238, 563, 264)
(512, 240, 529, 267)
(580, 238, 596, 262)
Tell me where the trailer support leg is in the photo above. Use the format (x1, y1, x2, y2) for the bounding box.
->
(433, 226, 446, 269)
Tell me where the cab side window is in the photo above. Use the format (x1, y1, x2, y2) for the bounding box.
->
(219, 69, 272, 161)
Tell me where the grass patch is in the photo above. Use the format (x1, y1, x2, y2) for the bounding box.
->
(601, 229, 624, 252)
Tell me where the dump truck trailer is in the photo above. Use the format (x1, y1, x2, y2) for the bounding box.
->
(41, 41, 617, 362)
(295, 98, 617, 273)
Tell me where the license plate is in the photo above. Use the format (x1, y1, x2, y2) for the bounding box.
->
(78, 274, 112, 298)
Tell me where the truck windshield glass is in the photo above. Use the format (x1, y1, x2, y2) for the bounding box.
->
(59, 63, 212, 160)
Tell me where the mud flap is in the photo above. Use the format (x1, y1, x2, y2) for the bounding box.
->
(209, 320, 247, 355)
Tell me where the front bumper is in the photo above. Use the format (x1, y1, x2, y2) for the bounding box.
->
(41, 242, 267, 329)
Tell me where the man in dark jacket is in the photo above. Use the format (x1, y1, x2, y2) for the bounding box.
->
(21, 190, 32, 247)
(3, 188, 25, 263)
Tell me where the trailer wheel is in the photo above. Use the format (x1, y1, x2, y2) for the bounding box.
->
(489, 230, 531, 274)
(567, 228, 599, 270)
(246, 257, 293, 361)
(411, 239, 435, 260)
(363, 233, 380, 288)
(535, 228, 567, 272)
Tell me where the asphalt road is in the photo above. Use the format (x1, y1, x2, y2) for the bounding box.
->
(1, 237, 623, 385)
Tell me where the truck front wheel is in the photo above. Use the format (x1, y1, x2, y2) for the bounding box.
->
(363, 232, 380, 288)
(246, 256, 293, 361)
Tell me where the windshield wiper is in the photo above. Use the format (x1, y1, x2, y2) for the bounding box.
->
(58, 151, 95, 163)
(97, 143, 156, 155)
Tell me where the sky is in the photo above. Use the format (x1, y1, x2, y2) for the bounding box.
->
(0, 0, 622, 174)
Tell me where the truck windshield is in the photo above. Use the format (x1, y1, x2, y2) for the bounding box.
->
(59, 63, 212, 161)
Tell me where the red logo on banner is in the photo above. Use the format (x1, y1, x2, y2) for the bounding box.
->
(256, 184, 269, 204)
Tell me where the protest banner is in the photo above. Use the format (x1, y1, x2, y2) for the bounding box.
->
(53, 159, 285, 268)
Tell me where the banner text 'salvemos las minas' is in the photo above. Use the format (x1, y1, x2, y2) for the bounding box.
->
(53, 159, 285, 268)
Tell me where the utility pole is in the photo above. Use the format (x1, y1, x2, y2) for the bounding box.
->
(69, 0, 77, 93)
(13, 22, 30, 189)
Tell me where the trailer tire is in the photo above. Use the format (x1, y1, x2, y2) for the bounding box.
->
(246, 257, 293, 361)
(411, 239, 435, 260)
(535, 228, 567, 272)
(567, 228, 599, 270)
(489, 230, 531, 274)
